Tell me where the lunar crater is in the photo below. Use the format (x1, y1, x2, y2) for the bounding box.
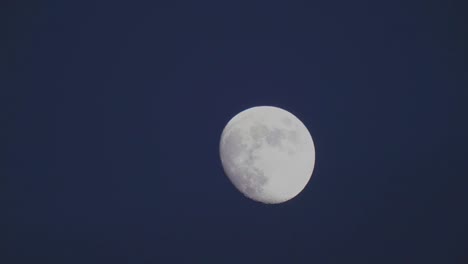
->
(221, 124, 269, 197)
(265, 128, 286, 147)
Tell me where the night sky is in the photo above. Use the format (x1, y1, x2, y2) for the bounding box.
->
(3, 0, 468, 263)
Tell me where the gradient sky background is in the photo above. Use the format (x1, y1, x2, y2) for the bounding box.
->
(3, 0, 468, 263)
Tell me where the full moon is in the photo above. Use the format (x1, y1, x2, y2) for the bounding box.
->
(219, 106, 315, 204)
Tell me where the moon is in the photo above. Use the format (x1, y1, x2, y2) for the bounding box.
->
(219, 106, 316, 204)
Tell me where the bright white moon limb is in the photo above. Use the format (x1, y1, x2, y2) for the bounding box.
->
(219, 106, 315, 204)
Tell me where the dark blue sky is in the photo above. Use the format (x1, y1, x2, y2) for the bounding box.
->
(3, 0, 468, 263)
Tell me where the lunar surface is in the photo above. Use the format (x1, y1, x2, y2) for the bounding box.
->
(219, 106, 315, 204)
